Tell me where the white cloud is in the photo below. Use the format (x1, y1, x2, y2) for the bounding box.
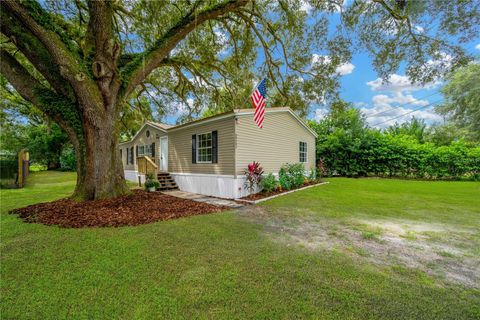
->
(366, 74, 438, 92)
(300, 1, 313, 13)
(167, 98, 194, 117)
(214, 29, 229, 55)
(361, 104, 442, 128)
(311, 53, 329, 65)
(476, 44, 480, 50)
(372, 92, 429, 109)
(300, 0, 348, 13)
(311, 54, 355, 76)
(363, 72, 442, 128)
(314, 108, 329, 121)
(425, 52, 453, 70)
(354, 101, 368, 108)
(414, 25, 424, 33)
(335, 62, 355, 75)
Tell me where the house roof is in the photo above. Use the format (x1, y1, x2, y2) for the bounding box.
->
(167, 107, 317, 137)
(118, 121, 170, 145)
(119, 107, 317, 145)
(146, 121, 173, 130)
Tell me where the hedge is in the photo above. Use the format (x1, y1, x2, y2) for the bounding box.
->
(317, 132, 479, 181)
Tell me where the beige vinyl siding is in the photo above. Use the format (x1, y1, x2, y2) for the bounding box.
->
(118, 124, 167, 171)
(235, 111, 316, 175)
(168, 116, 235, 175)
(134, 125, 167, 168)
(119, 141, 134, 170)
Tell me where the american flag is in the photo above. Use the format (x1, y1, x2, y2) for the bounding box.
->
(251, 78, 267, 128)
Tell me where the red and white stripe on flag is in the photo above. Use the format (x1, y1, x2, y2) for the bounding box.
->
(250, 78, 266, 128)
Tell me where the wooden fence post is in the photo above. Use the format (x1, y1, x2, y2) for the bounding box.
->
(17, 149, 29, 188)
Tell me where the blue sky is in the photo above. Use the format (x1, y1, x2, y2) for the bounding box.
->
(323, 44, 479, 128)
(162, 3, 479, 128)
(305, 4, 480, 128)
(20, 1, 480, 129)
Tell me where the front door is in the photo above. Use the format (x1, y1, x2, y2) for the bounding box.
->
(160, 136, 168, 171)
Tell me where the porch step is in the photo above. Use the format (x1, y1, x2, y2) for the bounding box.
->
(156, 172, 178, 191)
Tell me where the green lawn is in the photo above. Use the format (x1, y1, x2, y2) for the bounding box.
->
(1, 172, 479, 319)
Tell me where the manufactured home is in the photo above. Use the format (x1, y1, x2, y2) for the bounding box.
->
(119, 107, 317, 199)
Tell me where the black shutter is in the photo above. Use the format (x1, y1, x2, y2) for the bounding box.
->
(130, 147, 134, 164)
(151, 142, 155, 157)
(136, 145, 138, 157)
(192, 134, 197, 163)
(299, 142, 302, 163)
(212, 130, 218, 163)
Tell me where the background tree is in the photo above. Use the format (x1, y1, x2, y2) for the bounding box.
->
(311, 101, 479, 180)
(386, 117, 427, 143)
(0, 0, 478, 200)
(436, 63, 480, 140)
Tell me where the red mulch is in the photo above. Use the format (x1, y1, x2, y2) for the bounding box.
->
(241, 181, 319, 201)
(10, 190, 227, 228)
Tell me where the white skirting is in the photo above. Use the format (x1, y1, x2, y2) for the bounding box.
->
(124, 170, 145, 184)
(170, 172, 259, 199)
(124, 170, 257, 199)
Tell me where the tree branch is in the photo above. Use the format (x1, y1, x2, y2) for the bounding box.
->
(0, 10, 73, 99)
(0, 0, 104, 117)
(0, 49, 81, 148)
(121, 0, 248, 99)
(0, 49, 46, 106)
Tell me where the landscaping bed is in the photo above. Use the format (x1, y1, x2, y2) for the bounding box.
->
(10, 190, 227, 228)
(240, 181, 322, 201)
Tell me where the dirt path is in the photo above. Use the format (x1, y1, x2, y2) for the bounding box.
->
(237, 205, 480, 289)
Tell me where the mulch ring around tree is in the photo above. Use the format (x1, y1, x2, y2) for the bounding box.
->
(10, 190, 227, 228)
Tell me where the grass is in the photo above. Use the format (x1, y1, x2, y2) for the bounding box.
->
(264, 178, 480, 227)
(1, 173, 479, 319)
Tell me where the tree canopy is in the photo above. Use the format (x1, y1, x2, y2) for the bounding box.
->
(0, 0, 478, 200)
(436, 63, 480, 140)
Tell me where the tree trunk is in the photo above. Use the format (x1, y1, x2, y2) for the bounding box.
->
(71, 120, 129, 201)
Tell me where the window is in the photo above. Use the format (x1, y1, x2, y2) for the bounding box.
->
(145, 144, 152, 156)
(299, 141, 307, 163)
(146, 130, 150, 137)
(128, 147, 133, 164)
(137, 144, 152, 157)
(197, 132, 212, 163)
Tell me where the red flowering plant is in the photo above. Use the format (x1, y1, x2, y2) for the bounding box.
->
(244, 161, 264, 193)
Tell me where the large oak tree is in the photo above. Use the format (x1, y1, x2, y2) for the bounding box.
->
(1, 0, 478, 200)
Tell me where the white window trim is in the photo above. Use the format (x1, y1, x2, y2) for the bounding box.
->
(196, 132, 213, 164)
(299, 141, 307, 163)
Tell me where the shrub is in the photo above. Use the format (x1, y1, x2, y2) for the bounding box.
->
(29, 163, 47, 172)
(314, 125, 480, 180)
(244, 161, 264, 193)
(308, 168, 318, 182)
(278, 168, 292, 190)
(144, 173, 160, 190)
(279, 163, 306, 190)
(145, 173, 155, 180)
(59, 145, 76, 171)
(317, 157, 327, 180)
(261, 173, 278, 192)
